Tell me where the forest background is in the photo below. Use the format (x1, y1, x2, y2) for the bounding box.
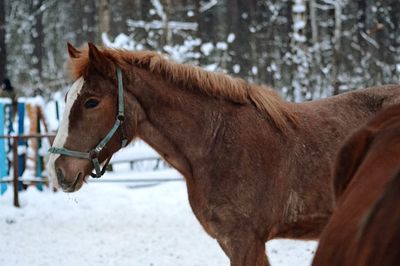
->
(0, 0, 399, 101)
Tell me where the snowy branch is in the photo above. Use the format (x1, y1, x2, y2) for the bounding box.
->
(150, 0, 167, 21)
(199, 0, 218, 13)
(360, 31, 380, 49)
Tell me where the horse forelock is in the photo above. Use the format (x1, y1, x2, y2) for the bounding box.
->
(69, 46, 296, 131)
(47, 77, 84, 187)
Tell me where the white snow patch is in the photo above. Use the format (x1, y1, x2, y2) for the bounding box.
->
(293, 32, 306, 43)
(216, 42, 228, 50)
(151, 0, 167, 21)
(233, 64, 241, 73)
(163, 38, 201, 62)
(293, 1, 306, 13)
(187, 10, 194, 17)
(294, 20, 306, 31)
(102, 33, 140, 50)
(127, 20, 198, 31)
(0, 181, 317, 266)
(199, 0, 218, 12)
(252, 66, 258, 75)
(204, 63, 219, 72)
(227, 33, 235, 43)
(201, 42, 214, 56)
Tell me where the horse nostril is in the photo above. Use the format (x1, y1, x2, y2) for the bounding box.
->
(56, 168, 64, 184)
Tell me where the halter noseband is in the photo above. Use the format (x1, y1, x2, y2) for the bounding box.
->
(48, 68, 128, 178)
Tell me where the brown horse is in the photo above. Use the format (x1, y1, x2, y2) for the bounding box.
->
(47, 43, 400, 266)
(312, 104, 400, 266)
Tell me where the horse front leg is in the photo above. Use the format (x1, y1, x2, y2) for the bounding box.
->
(218, 236, 270, 266)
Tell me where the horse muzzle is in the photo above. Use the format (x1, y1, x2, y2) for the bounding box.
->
(56, 167, 83, 193)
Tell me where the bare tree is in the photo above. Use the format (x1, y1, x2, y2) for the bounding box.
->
(98, 0, 110, 43)
(1, 0, 399, 97)
(290, 0, 308, 101)
(0, 0, 6, 81)
(30, 0, 44, 88)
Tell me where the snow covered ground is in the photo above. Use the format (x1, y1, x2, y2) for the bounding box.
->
(0, 168, 317, 266)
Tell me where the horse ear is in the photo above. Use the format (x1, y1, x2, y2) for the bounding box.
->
(87, 42, 113, 75)
(67, 42, 81, 58)
(333, 128, 371, 199)
(88, 42, 102, 62)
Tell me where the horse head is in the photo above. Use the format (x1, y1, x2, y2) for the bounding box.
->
(47, 43, 138, 192)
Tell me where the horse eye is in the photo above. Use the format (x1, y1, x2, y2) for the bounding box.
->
(84, 99, 99, 109)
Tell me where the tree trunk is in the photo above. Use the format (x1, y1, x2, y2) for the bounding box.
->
(0, 0, 6, 82)
(309, 0, 318, 44)
(332, 1, 342, 95)
(84, 0, 97, 43)
(291, 0, 308, 101)
(98, 0, 110, 43)
(31, 0, 44, 88)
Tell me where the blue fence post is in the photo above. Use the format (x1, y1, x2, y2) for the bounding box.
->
(6, 103, 13, 175)
(0, 102, 7, 194)
(36, 106, 44, 191)
(17, 102, 26, 190)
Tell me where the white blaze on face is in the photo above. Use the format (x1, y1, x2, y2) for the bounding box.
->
(47, 77, 84, 187)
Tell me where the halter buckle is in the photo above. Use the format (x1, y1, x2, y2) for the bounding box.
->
(89, 150, 99, 159)
(117, 114, 125, 121)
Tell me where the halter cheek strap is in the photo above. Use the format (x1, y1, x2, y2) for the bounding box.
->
(48, 68, 129, 178)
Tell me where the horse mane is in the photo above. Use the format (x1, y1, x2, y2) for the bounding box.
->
(69, 46, 296, 131)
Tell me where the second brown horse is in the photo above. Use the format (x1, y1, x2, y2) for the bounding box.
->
(313, 104, 400, 266)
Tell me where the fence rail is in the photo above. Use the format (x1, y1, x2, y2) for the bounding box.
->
(0, 134, 181, 207)
(0, 134, 55, 207)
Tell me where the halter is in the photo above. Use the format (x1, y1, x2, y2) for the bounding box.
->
(48, 68, 128, 178)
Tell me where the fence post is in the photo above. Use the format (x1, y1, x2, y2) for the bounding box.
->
(0, 102, 7, 194)
(13, 136, 20, 207)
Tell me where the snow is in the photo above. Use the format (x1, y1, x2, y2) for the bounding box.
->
(127, 20, 198, 31)
(252, 66, 258, 75)
(360, 31, 380, 49)
(1, 125, 317, 265)
(293, 32, 306, 43)
(102, 33, 141, 50)
(0, 134, 317, 265)
(233, 64, 241, 73)
(0, 178, 317, 266)
(163, 38, 202, 63)
(187, 10, 194, 17)
(292, 1, 306, 13)
(216, 42, 228, 50)
(111, 141, 160, 163)
(199, 0, 218, 13)
(200, 42, 214, 56)
(150, 0, 167, 21)
(204, 63, 219, 72)
(227, 33, 235, 43)
(294, 20, 306, 31)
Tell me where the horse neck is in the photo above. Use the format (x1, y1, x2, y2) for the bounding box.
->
(126, 67, 216, 179)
